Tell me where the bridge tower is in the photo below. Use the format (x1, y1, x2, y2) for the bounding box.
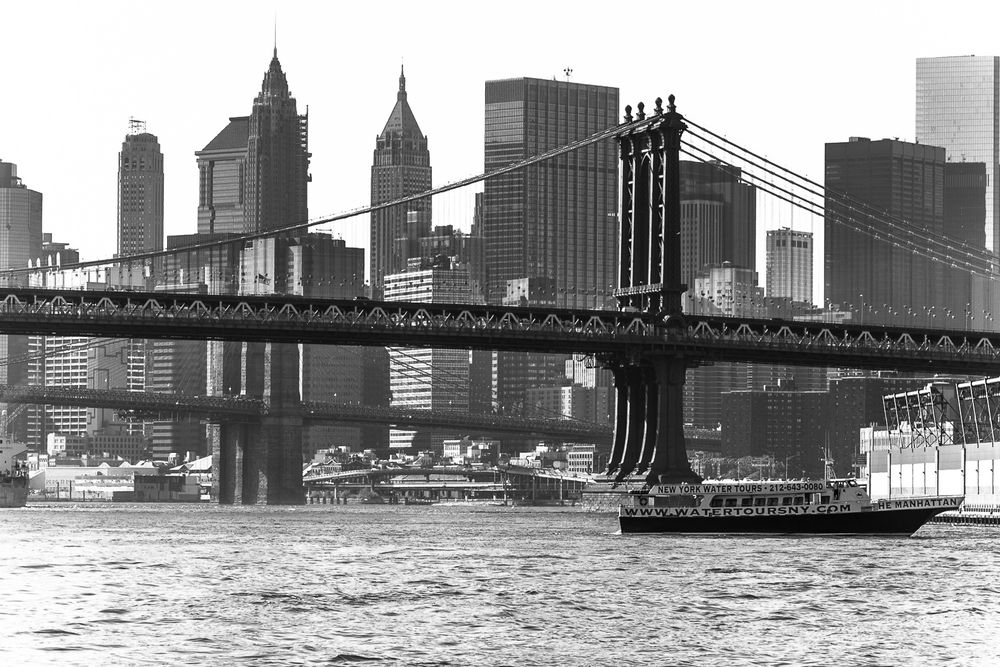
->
(606, 96, 701, 485)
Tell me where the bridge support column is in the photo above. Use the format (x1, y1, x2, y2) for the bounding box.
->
(615, 366, 648, 482)
(647, 356, 701, 484)
(606, 366, 630, 475)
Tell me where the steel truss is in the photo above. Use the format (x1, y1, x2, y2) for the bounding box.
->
(1, 290, 1000, 373)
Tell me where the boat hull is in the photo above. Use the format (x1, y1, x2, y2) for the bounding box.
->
(620, 506, 955, 535)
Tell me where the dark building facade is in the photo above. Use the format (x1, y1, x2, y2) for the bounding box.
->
(117, 122, 164, 257)
(825, 138, 945, 324)
(721, 385, 828, 478)
(482, 77, 618, 308)
(370, 67, 431, 298)
(943, 162, 988, 327)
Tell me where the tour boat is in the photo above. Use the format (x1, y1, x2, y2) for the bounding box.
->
(619, 478, 962, 535)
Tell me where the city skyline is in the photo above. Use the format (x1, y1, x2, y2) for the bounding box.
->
(4, 1, 1000, 308)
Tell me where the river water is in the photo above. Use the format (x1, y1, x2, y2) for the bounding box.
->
(1, 503, 998, 666)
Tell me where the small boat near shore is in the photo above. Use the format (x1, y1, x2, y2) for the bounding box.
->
(0, 438, 28, 508)
(619, 478, 962, 536)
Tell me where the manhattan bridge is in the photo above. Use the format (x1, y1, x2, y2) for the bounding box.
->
(3, 96, 1000, 504)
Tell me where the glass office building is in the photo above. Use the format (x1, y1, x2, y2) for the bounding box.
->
(483, 78, 618, 308)
(916, 56, 999, 253)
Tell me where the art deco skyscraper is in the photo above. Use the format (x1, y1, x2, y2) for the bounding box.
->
(244, 48, 309, 235)
(370, 66, 432, 297)
(916, 56, 999, 253)
(117, 120, 164, 257)
(483, 77, 618, 308)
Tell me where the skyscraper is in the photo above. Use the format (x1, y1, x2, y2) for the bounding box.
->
(370, 66, 432, 297)
(117, 120, 164, 257)
(0, 161, 41, 441)
(825, 137, 944, 323)
(766, 228, 813, 304)
(482, 77, 618, 308)
(916, 56, 999, 253)
(0, 161, 42, 281)
(244, 48, 309, 235)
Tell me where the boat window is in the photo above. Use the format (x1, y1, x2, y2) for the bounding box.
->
(793, 496, 804, 505)
(781, 496, 793, 506)
(820, 495, 831, 504)
(740, 497, 753, 507)
(766, 497, 779, 506)
(709, 497, 723, 508)
(724, 497, 738, 507)
(754, 497, 767, 506)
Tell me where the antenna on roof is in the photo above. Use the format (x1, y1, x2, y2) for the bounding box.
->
(564, 67, 573, 81)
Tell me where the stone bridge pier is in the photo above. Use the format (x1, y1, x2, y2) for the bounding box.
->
(210, 340, 304, 504)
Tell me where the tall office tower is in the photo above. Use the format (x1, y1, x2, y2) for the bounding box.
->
(0, 161, 42, 441)
(117, 122, 161, 433)
(766, 228, 813, 304)
(196, 117, 250, 235)
(680, 199, 724, 302)
(242, 49, 309, 235)
(370, 67, 432, 297)
(117, 120, 164, 257)
(383, 257, 476, 453)
(482, 77, 618, 308)
(679, 161, 757, 300)
(916, 56, 999, 253)
(825, 138, 944, 324)
(0, 161, 42, 276)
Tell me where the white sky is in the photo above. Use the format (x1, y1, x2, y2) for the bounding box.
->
(3, 0, 1000, 305)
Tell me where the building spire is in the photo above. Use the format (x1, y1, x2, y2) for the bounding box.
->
(273, 14, 277, 58)
(398, 63, 407, 100)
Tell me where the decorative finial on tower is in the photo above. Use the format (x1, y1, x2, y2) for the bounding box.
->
(654, 97, 663, 115)
(400, 62, 406, 92)
(668, 94, 676, 113)
(624, 105, 633, 123)
(636, 101, 646, 120)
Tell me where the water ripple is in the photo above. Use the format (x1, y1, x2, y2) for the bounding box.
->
(1, 504, 999, 665)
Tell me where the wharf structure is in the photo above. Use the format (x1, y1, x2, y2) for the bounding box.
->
(862, 377, 1000, 521)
